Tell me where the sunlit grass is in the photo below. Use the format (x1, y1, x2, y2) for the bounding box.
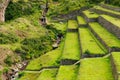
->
(83, 10, 99, 18)
(36, 69, 58, 80)
(18, 73, 39, 80)
(68, 20, 78, 29)
(94, 6, 120, 15)
(101, 15, 120, 28)
(112, 52, 120, 72)
(79, 27, 107, 54)
(77, 16, 86, 25)
(89, 22, 120, 48)
(56, 65, 78, 80)
(77, 58, 114, 80)
(62, 32, 80, 60)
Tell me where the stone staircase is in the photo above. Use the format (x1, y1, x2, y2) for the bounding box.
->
(19, 3, 120, 80)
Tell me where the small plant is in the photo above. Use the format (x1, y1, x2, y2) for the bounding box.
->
(4, 55, 13, 66)
(84, 50, 90, 54)
(18, 72, 25, 78)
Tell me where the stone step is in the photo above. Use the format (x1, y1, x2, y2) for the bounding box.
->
(99, 3, 120, 12)
(67, 20, 78, 32)
(98, 15, 120, 38)
(90, 6, 120, 19)
(36, 69, 58, 80)
(111, 52, 120, 80)
(88, 22, 120, 52)
(56, 65, 78, 80)
(77, 58, 114, 80)
(82, 10, 99, 22)
(111, 52, 120, 73)
(77, 16, 87, 26)
(61, 32, 80, 61)
(78, 27, 107, 58)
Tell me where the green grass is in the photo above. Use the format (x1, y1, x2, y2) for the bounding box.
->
(18, 72, 39, 80)
(52, 22, 67, 32)
(68, 20, 78, 29)
(112, 52, 120, 72)
(77, 58, 114, 80)
(36, 69, 58, 80)
(101, 15, 120, 28)
(77, 16, 86, 25)
(94, 6, 120, 15)
(83, 10, 99, 18)
(56, 65, 78, 80)
(62, 32, 80, 60)
(26, 47, 62, 70)
(79, 27, 107, 54)
(89, 22, 120, 48)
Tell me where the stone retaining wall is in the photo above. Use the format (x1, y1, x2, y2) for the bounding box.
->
(60, 59, 78, 65)
(110, 54, 118, 80)
(82, 12, 98, 23)
(67, 29, 78, 32)
(26, 66, 59, 71)
(88, 24, 120, 52)
(52, 7, 88, 21)
(81, 54, 105, 58)
(78, 26, 106, 58)
(88, 24, 110, 52)
(89, 8, 120, 19)
(98, 16, 120, 38)
(78, 28, 83, 59)
(99, 4, 120, 12)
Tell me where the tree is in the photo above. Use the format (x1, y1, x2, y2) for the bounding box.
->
(0, 0, 10, 22)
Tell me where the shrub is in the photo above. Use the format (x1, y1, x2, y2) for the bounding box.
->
(0, 33, 19, 44)
(4, 56, 13, 66)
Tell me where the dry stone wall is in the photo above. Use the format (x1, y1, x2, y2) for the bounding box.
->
(89, 8, 120, 19)
(110, 54, 119, 80)
(99, 4, 120, 12)
(98, 16, 120, 38)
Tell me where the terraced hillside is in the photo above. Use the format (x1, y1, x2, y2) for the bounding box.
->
(18, 3, 120, 80)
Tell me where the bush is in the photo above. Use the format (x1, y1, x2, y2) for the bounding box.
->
(14, 24, 60, 59)
(0, 33, 19, 44)
(4, 56, 13, 66)
(6, 0, 41, 20)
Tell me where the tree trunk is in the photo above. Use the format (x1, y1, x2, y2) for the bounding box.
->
(0, 8, 5, 22)
(0, 0, 10, 22)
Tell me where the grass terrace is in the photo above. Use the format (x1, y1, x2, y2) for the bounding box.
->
(68, 20, 78, 29)
(94, 6, 120, 15)
(77, 58, 114, 80)
(77, 16, 86, 25)
(89, 22, 120, 48)
(62, 32, 80, 60)
(79, 27, 107, 54)
(36, 69, 58, 80)
(112, 52, 120, 72)
(83, 10, 99, 18)
(56, 65, 78, 80)
(18, 72, 39, 80)
(101, 15, 120, 28)
(26, 48, 62, 70)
